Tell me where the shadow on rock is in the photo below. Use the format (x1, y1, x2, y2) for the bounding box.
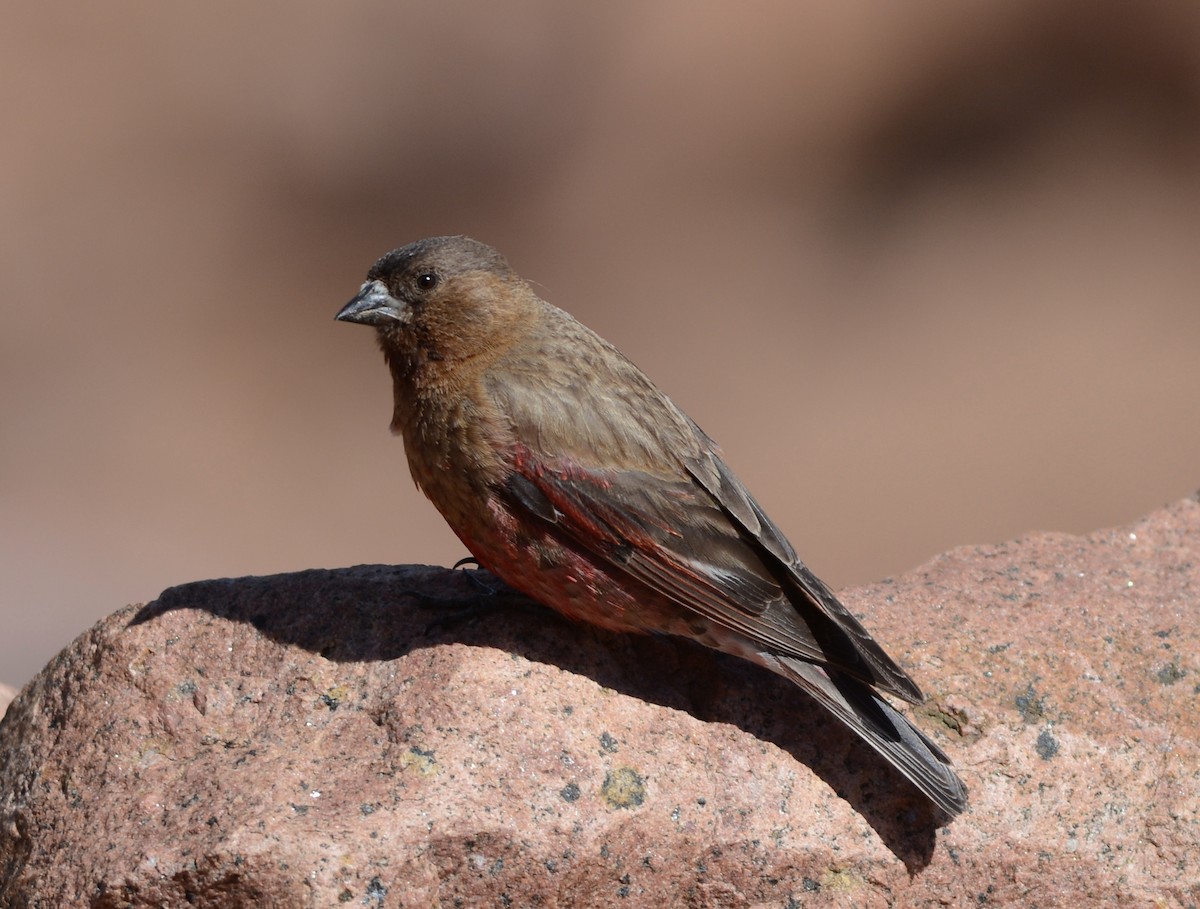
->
(132, 563, 944, 869)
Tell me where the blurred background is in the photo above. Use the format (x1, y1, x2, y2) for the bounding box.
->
(4, 2, 1200, 689)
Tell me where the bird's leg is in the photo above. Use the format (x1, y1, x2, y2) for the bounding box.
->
(418, 557, 558, 637)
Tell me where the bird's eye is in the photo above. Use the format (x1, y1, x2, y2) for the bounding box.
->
(417, 272, 439, 291)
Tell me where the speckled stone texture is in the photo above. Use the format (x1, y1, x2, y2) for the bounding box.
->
(2, 497, 1199, 908)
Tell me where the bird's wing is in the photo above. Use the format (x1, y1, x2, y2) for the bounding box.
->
(500, 438, 922, 704)
(683, 438, 924, 703)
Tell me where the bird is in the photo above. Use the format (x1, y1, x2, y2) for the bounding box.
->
(335, 235, 968, 817)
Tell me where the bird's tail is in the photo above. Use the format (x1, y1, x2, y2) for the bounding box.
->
(763, 653, 968, 818)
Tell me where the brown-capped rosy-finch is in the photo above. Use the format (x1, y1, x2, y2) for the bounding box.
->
(336, 236, 967, 817)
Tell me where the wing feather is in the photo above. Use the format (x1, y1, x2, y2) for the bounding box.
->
(684, 444, 923, 703)
(502, 440, 921, 703)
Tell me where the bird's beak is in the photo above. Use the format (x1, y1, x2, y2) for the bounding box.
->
(335, 280, 407, 326)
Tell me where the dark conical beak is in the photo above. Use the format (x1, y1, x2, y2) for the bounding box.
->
(336, 280, 407, 326)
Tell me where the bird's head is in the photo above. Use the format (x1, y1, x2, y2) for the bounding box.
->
(336, 235, 532, 366)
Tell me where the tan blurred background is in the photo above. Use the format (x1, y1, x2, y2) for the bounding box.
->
(3, 2, 1199, 689)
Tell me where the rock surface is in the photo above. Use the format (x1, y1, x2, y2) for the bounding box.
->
(1, 498, 1198, 907)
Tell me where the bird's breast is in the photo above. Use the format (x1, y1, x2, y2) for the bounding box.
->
(392, 377, 513, 537)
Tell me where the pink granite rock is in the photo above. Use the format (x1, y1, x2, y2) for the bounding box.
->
(1, 498, 1198, 907)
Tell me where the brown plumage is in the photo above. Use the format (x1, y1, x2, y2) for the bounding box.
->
(336, 236, 968, 817)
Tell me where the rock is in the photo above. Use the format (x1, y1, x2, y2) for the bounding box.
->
(1, 497, 1199, 907)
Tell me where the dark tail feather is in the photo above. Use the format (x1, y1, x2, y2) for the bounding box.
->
(766, 653, 968, 818)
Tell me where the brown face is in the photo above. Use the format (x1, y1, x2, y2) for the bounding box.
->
(337, 236, 537, 368)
